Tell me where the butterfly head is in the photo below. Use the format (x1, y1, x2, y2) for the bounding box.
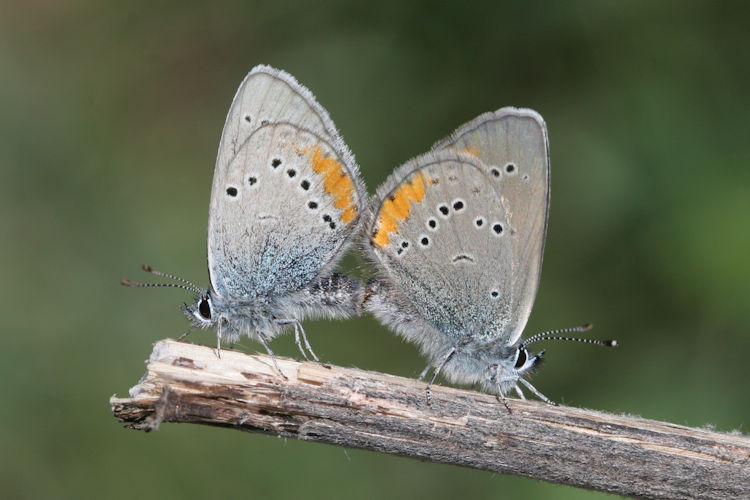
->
(483, 323, 617, 400)
(483, 344, 545, 395)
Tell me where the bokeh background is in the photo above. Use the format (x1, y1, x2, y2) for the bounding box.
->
(1, 1, 748, 498)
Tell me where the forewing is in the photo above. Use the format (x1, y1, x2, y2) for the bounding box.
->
(366, 150, 514, 344)
(216, 65, 340, 169)
(209, 123, 363, 299)
(208, 66, 364, 299)
(432, 108, 550, 345)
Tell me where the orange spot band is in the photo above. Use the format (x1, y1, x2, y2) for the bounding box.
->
(307, 145, 358, 224)
(372, 172, 426, 248)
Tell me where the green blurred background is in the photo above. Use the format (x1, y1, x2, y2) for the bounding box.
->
(1, 1, 748, 498)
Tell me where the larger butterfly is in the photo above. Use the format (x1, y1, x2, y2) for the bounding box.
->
(362, 108, 615, 407)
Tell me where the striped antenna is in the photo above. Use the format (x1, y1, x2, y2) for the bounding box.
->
(521, 323, 618, 349)
(121, 265, 203, 295)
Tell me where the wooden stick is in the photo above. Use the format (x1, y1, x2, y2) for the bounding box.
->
(110, 339, 750, 499)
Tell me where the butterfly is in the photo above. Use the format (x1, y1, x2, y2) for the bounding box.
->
(123, 66, 367, 374)
(362, 108, 615, 408)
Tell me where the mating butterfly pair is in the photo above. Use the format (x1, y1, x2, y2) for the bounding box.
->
(123, 66, 615, 406)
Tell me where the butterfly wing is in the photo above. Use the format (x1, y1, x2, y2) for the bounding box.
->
(366, 149, 514, 347)
(208, 66, 365, 300)
(215, 65, 339, 168)
(432, 108, 550, 346)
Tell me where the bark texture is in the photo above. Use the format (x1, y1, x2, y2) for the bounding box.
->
(111, 339, 750, 499)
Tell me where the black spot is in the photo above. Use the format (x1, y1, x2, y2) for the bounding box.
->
(244, 115, 252, 123)
(438, 204, 449, 216)
(491, 290, 499, 298)
(248, 177, 257, 185)
(475, 218, 484, 227)
(323, 214, 332, 222)
(226, 187, 238, 197)
(401, 241, 409, 248)
(493, 223, 503, 235)
(420, 236, 430, 246)
(308, 201, 318, 209)
(198, 298, 211, 319)
(389, 194, 396, 202)
(491, 168, 501, 177)
(428, 219, 437, 229)
(300, 180, 310, 190)
(261, 119, 270, 125)
(329, 222, 336, 230)
(449, 175, 458, 182)
(396, 248, 403, 255)
(287, 169, 296, 178)
(453, 200, 464, 211)
(522, 174, 530, 181)
(505, 163, 516, 173)
(271, 158, 282, 168)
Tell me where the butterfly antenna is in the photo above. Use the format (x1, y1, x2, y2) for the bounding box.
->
(121, 265, 203, 295)
(521, 323, 618, 349)
(140, 265, 203, 292)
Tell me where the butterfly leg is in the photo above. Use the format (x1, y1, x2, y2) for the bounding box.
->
(295, 320, 320, 362)
(257, 331, 288, 380)
(293, 321, 310, 361)
(275, 319, 308, 360)
(519, 378, 556, 405)
(293, 323, 310, 361)
(425, 347, 456, 405)
(514, 385, 526, 400)
(495, 394, 513, 414)
(276, 319, 320, 362)
(214, 323, 223, 358)
(418, 364, 432, 381)
(178, 325, 197, 341)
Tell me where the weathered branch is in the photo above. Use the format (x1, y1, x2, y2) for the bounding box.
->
(111, 339, 749, 499)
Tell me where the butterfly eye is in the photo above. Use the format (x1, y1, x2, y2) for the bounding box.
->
(514, 348, 528, 369)
(198, 298, 211, 320)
